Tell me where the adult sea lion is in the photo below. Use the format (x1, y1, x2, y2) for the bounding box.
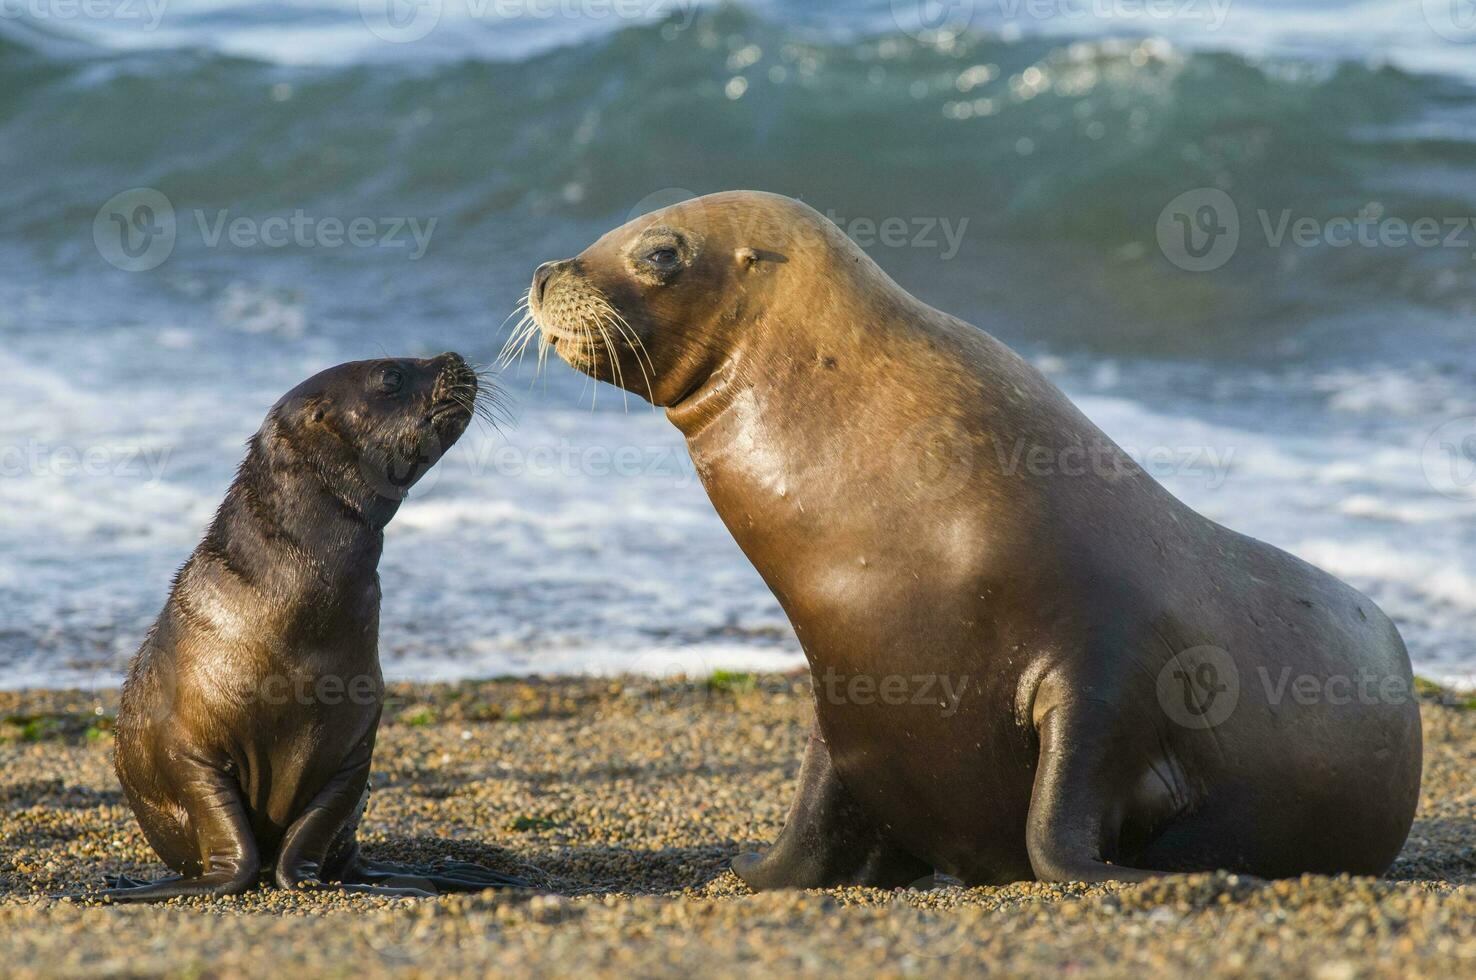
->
(521, 190, 1423, 887)
(104, 354, 530, 901)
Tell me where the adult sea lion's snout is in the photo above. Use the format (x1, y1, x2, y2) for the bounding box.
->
(523, 255, 632, 382)
(531, 259, 564, 305)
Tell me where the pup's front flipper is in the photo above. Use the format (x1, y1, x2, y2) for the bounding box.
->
(275, 755, 532, 897)
(98, 761, 260, 902)
(273, 756, 435, 897)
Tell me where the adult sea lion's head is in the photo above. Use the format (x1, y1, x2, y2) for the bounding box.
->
(523, 191, 880, 411)
(260, 353, 487, 520)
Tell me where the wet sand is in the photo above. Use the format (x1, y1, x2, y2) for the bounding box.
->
(1, 675, 1472, 978)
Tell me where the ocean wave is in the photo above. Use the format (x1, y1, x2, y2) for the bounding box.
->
(5, 5, 1475, 346)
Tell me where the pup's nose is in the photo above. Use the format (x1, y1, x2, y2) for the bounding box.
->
(431, 351, 474, 388)
(533, 261, 560, 304)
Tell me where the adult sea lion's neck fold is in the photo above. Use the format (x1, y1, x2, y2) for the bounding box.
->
(663, 352, 746, 438)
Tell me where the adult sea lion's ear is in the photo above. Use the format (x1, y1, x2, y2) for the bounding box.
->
(735, 247, 786, 269)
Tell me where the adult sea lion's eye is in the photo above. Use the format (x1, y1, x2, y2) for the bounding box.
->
(646, 247, 679, 267)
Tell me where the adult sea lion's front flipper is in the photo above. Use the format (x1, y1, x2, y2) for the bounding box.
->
(731, 728, 931, 891)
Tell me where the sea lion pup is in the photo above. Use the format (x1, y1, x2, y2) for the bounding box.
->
(104, 354, 529, 901)
(522, 191, 1423, 888)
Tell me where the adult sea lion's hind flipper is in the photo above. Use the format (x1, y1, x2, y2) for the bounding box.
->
(1025, 701, 1181, 885)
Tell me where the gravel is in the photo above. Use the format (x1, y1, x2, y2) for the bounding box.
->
(1, 675, 1472, 978)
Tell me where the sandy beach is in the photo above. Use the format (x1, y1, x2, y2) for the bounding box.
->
(0, 674, 1470, 978)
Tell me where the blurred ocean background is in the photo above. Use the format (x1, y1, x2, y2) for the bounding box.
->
(2, 0, 1475, 688)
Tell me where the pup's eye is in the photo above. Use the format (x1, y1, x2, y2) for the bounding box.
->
(645, 246, 680, 267)
(375, 367, 404, 394)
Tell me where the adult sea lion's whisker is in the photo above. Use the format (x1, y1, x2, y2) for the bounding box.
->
(602, 304, 655, 404)
(495, 304, 531, 366)
(591, 313, 629, 412)
(582, 317, 599, 409)
(499, 308, 538, 369)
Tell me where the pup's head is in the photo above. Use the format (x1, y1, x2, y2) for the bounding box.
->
(265, 353, 485, 522)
